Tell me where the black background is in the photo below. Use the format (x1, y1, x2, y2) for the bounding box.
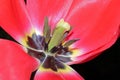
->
(0, 27, 120, 80)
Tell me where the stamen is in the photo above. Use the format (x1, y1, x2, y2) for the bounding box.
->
(63, 39, 80, 47)
(25, 17, 79, 72)
(43, 17, 51, 43)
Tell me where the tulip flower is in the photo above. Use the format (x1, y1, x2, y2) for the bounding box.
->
(0, 0, 120, 80)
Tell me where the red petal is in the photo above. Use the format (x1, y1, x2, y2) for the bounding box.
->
(0, 39, 39, 80)
(65, 0, 120, 64)
(0, 0, 32, 41)
(34, 63, 84, 80)
(26, 0, 73, 31)
(68, 32, 119, 64)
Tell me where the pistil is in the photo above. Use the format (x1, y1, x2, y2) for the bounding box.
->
(48, 19, 71, 51)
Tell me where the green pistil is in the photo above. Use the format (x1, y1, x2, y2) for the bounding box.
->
(48, 19, 71, 51)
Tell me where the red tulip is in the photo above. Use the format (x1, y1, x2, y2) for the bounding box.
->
(0, 0, 120, 80)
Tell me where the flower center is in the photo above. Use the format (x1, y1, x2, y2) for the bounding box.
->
(26, 17, 79, 71)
